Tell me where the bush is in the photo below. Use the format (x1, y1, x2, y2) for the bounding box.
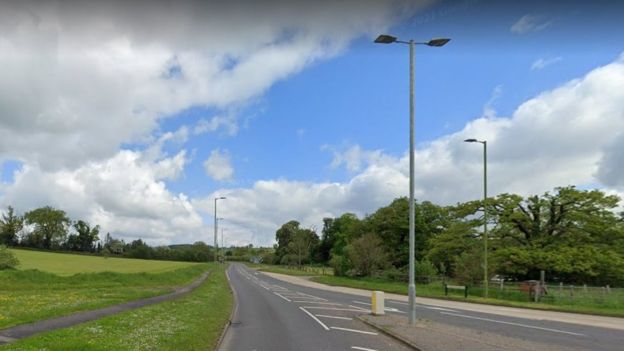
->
(0, 245, 19, 270)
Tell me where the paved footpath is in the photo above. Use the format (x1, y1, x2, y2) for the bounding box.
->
(0, 271, 210, 345)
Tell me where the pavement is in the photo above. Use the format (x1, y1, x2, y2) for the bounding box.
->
(0, 270, 211, 345)
(234, 268, 624, 351)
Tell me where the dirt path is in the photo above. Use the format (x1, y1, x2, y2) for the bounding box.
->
(0, 271, 210, 344)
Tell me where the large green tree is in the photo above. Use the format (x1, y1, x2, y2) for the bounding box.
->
(489, 187, 624, 284)
(24, 207, 71, 249)
(0, 206, 23, 246)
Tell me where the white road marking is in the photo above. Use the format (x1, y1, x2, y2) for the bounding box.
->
(300, 307, 330, 331)
(351, 347, 378, 351)
(439, 312, 586, 336)
(315, 314, 353, 320)
(425, 306, 458, 312)
(303, 307, 365, 312)
(387, 300, 458, 313)
(296, 292, 328, 301)
(351, 301, 404, 313)
(273, 292, 292, 302)
(348, 304, 369, 311)
(331, 326, 378, 335)
(292, 301, 344, 305)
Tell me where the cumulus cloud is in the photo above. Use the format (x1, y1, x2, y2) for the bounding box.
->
(199, 55, 624, 245)
(511, 14, 551, 34)
(531, 56, 562, 70)
(0, 0, 426, 243)
(1, 149, 202, 245)
(0, 0, 422, 170)
(204, 149, 234, 182)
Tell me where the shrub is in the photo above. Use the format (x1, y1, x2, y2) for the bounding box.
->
(0, 245, 19, 270)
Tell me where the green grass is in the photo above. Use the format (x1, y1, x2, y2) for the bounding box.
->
(0, 250, 210, 329)
(311, 275, 624, 318)
(10, 249, 198, 275)
(247, 263, 333, 276)
(0, 264, 233, 351)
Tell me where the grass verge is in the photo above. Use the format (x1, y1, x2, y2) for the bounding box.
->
(246, 263, 332, 276)
(0, 264, 233, 351)
(0, 264, 209, 329)
(311, 275, 624, 318)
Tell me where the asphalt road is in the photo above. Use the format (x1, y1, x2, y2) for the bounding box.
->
(220, 264, 624, 351)
(220, 264, 412, 351)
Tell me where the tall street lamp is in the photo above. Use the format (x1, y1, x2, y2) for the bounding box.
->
(375, 34, 450, 325)
(464, 138, 488, 298)
(214, 196, 226, 262)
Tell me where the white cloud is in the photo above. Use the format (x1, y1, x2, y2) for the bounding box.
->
(0, 0, 427, 244)
(0, 0, 423, 170)
(199, 55, 624, 245)
(204, 149, 234, 182)
(531, 56, 562, 70)
(1, 149, 202, 245)
(482, 85, 503, 119)
(511, 14, 551, 34)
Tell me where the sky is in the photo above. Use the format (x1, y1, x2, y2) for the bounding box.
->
(1, 0, 624, 247)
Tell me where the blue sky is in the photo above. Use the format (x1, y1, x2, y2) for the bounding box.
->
(160, 0, 624, 195)
(1, 0, 624, 246)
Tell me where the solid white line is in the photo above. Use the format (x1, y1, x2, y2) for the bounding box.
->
(273, 292, 292, 302)
(352, 301, 370, 306)
(292, 301, 344, 305)
(300, 307, 330, 330)
(303, 307, 364, 312)
(351, 347, 378, 351)
(331, 326, 377, 335)
(348, 304, 369, 311)
(297, 292, 328, 301)
(439, 312, 586, 336)
(315, 314, 353, 320)
(426, 306, 458, 312)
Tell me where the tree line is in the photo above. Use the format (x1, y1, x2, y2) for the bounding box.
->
(270, 187, 624, 286)
(0, 205, 214, 262)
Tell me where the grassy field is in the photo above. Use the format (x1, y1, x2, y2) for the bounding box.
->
(10, 249, 198, 275)
(0, 264, 233, 351)
(0, 250, 209, 329)
(246, 263, 624, 317)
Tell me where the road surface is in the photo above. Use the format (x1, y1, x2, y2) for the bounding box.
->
(220, 264, 624, 351)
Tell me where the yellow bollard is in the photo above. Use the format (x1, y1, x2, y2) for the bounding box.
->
(371, 291, 385, 315)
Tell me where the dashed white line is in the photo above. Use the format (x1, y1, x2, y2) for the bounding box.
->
(300, 307, 330, 331)
(351, 347, 378, 351)
(273, 292, 292, 302)
(331, 326, 377, 335)
(348, 304, 369, 311)
(315, 314, 353, 320)
(439, 312, 586, 336)
(292, 301, 344, 305)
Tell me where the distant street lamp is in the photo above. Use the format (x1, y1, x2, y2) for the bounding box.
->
(375, 34, 450, 325)
(214, 197, 226, 262)
(464, 138, 489, 298)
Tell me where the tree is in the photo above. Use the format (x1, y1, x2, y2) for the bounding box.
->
(288, 228, 319, 267)
(488, 187, 624, 284)
(0, 206, 23, 246)
(346, 233, 388, 276)
(23, 206, 70, 249)
(0, 245, 19, 270)
(73, 220, 100, 252)
(274, 220, 300, 263)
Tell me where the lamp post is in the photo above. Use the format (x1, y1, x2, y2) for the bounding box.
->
(464, 138, 488, 298)
(375, 34, 450, 325)
(214, 197, 226, 262)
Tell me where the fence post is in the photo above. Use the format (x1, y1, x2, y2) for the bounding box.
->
(583, 284, 588, 293)
(444, 284, 448, 296)
(559, 282, 563, 295)
(606, 285, 611, 294)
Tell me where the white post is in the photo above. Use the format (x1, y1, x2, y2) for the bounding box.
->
(371, 291, 385, 316)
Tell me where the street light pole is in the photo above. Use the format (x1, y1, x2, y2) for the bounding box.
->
(464, 139, 488, 297)
(375, 34, 450, 325)
(214, 196, 226, 262)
